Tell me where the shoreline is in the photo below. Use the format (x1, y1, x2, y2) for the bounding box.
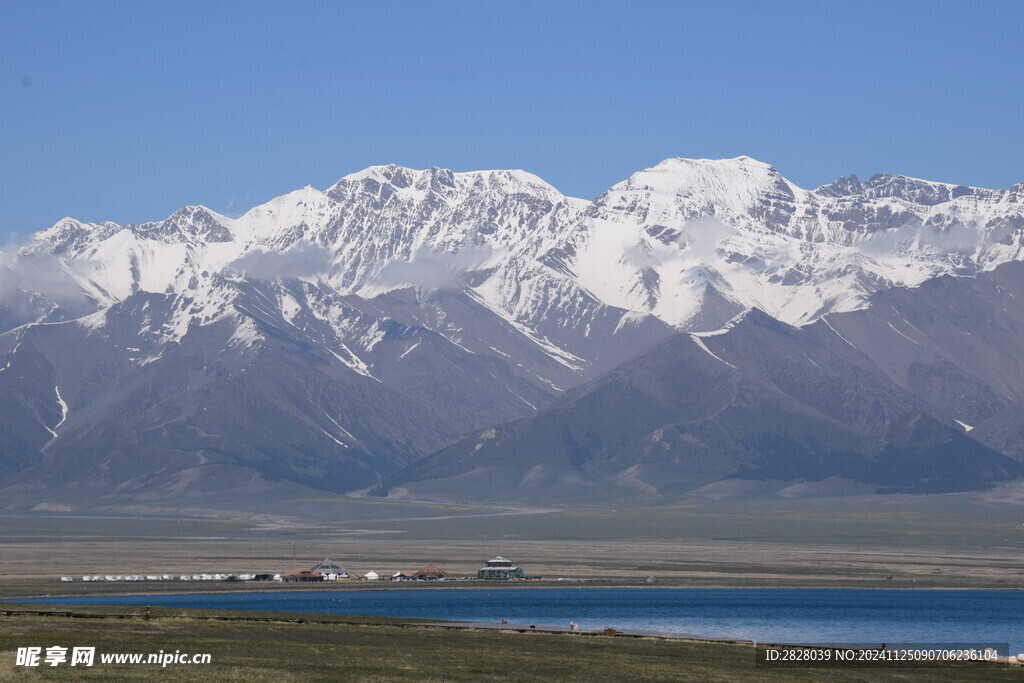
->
(4, 581, 1024, 602)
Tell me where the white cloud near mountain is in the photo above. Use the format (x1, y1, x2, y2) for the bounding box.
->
(0, 247, 92, 307)
(225, 242, 334, 281)
(372, 244, 498, 291)
(859, 221, 987, 257)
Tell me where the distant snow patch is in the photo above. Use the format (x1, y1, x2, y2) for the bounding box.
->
(822, 318, 857, 349)
(886, 321, 922, 346)
(323, 412, 356, 445)
(54, 386, 68, 430)
(327, 345, 381, 382)
(613, 310, 648, 334)
(398, 341, 420, 360)
(689, 335, 736, 368)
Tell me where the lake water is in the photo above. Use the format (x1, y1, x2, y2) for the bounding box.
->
(15, 588, 1024, 653)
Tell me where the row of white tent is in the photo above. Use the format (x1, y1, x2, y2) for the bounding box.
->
(75, 574, 260, 582)
(179, 574, 258, 581)
(67, 571, 387, 582)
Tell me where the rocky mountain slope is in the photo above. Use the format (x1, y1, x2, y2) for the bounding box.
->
(381, 264, 1024, 501)
(1, 157, 1022, 502)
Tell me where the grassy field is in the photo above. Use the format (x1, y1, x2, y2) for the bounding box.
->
(0, 606, 1018, 682)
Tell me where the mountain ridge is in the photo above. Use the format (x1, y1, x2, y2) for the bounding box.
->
(381, 263, 1024, 502)
(1, 156, 1022, 504)
(14, 155, 1024, 334)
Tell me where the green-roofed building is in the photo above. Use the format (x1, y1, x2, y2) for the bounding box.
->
(477, 556, 525, 580)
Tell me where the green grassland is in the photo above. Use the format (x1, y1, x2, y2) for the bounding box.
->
(0, 607, 1018, 682)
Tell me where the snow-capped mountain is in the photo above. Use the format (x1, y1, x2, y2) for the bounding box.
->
(573, 157, 1024, 328)
(1, 157, 1022, 501)
(12, 157, 1023, 339)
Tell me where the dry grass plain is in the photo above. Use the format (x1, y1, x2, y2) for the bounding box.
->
(1, 497, 1023, 597)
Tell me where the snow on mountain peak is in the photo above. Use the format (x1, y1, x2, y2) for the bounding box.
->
(7, 157, 1024, 346)
(135, 205, 234, 243)
(570, 157, 1024, 328)
(233, 186, 334, 245)
(860, 173, 996, 205)
(336, 163, 418, 186)
(468, 168, 564, 195)
(332, 164, 564, 200)
(815, 174, 864, 197)
(27, 217, 118, 255)
(598, 156, 794, 223)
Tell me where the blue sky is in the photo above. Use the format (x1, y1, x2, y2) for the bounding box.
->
(2, 0, 1022, 241)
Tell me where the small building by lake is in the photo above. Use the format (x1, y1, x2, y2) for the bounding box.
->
(477, 556, 525, 580)
(413, 564, 448, 581)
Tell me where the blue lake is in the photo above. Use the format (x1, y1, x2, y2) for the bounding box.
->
(14, 588, 1024, 653)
